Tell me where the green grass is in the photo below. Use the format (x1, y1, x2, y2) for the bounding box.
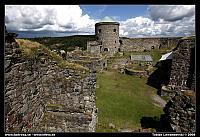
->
(16, 39, 89, 72)
(25, 35, 96, 51)
(96, 70, 164, 132)
(180, 35, 195, 40)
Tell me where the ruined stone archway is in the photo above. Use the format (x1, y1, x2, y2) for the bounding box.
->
(104, 48, 108, 51)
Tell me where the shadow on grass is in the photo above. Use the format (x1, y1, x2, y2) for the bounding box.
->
(140, 115, 174, 132)
(140, 116, 160, 130)
(146, 60, 172, 95)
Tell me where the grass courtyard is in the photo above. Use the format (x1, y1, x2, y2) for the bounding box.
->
(95, 70, 164, 132)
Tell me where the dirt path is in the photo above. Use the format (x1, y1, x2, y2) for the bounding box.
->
(152, 94, 167, 108)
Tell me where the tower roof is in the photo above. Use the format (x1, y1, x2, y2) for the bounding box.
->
(96, 16, 119, 26)
(100, 16, 116, 22)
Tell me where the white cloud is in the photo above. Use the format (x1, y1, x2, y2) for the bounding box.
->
(5, 5, 195, 38)
(148, 5, 195, 21)
(119, 5, 195, 38)
(119, 15, 195, 37)
(5, 5, 96, 34)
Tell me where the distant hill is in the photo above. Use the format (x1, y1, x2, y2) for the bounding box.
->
(23, 35, 96, 51)
(20, 34, 193, 52)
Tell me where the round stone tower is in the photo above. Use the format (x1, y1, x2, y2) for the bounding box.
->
(95, 16, 120, 55)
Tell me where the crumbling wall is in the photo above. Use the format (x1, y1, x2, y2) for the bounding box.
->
(167, 39, 195, 91)
(160, 37, 196, 132)
(120, 37, 179, 52)
(87, 41, 100, 54)
(162, 91, 195, 132)
(66, 51, 107, 71)
(72, 59, 107, 72)
(5, 31, 97, 132)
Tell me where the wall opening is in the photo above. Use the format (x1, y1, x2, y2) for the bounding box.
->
(151, 46, 155, 49)
(159, 44, 161, 49)
(100, 46, 102, 51)
(104, 48, 108, 51)
(113, 29, 116, 32)
(98, 29, 101, 33)
(119, 40, 123, 45)
(118, 48, 121, 52)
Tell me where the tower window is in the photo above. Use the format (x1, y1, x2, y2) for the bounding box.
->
(100, 46, 102, 50)
(115, 41, 116, 43)
(113, 29, 116, 32)
(98, 29, 101, 33)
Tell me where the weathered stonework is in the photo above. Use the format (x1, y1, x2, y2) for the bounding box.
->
(5, 31, 97, 132)
(87, 18, 180, 56)
(167, 38, 195, 91)
(120, 37, 180, 52)
(95, 22, 120, 54)
(162, 91, 195, 132)
(87, 21, 120, 56)
(65, 50, 107, 71)
(87, 41, 101, 54)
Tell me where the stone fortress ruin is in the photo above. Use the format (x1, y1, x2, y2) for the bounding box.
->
(4, 15, 196, 133)
(55, 17, 196, 132)
(87, 16, 120, 55)
(87, 16, 180, 55)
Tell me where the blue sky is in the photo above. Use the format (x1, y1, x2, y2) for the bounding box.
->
(5, 5, 195, 38)
(80, 5, 149, 21)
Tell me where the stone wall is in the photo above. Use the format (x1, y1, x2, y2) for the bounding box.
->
(5, 31, 97, 132)
(86, 41, 101, 54)
(167, 38, 195, 91)
(71, 59, 107, 72)
(162, 91, 195, 132)
(119, 37, 180, 52)
(95, 22, 120, 55)
(65, 50, 107, 71)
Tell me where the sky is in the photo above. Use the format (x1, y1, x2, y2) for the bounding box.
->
(5, 5, 195, 38)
